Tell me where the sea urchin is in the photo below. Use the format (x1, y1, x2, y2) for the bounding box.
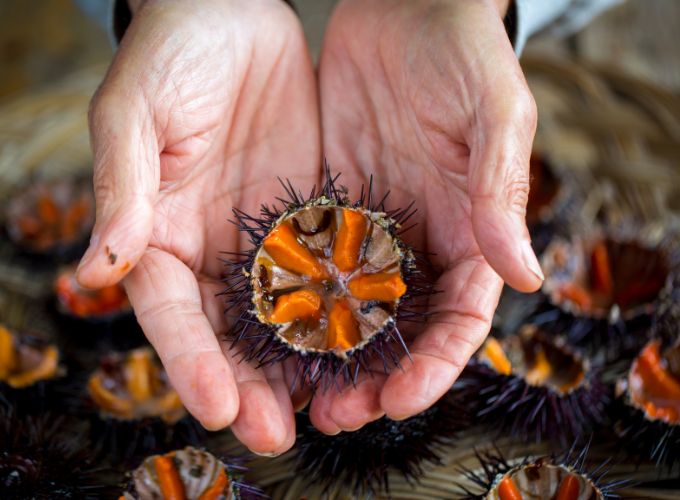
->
(221, 170, 433, 390)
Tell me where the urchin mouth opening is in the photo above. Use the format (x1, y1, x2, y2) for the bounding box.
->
(490, 462, 602, 500)
(250, 203, 408, 357)
(480, 326, 586, 394)
(542, 236, 669, 319)
(626, 339, 680, 425)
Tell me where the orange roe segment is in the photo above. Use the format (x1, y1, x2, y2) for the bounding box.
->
(556, 475, 580, 500)
(347, 272, 407, 302)
(125, 349, 153, 402)
(525, 349, 552, 386)
(37, 193, 60, 226)
(327, 300, 361, 351)
(590, 241, 613, 296)
(557, 283, 592, 311)
(6, 346, 59, 389)
(332, 209, 368, 272)
(263, 224, 327, 280)
(154, 455, 186, 500)
(270, 290, 322, 323)
(0, 326, 16, 380)
(482, 338, 512, 375)
(498, 476, 522, 500)
(636, 341, 680, 402)
(198, 467, 229, 500)
(87, 375, 134, 417)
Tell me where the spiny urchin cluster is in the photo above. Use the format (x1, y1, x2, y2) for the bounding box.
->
(220, 169, 434, 390)
(0, 407, 108, 499)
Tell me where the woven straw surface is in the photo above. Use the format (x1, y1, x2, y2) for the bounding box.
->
(0, 58, 678, 498)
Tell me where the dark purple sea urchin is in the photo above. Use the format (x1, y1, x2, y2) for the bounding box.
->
(220, 169, 434, 390)
(295, 393, 464, 495)
(0, 407, 107, 499)
(458, 325, 608, 446)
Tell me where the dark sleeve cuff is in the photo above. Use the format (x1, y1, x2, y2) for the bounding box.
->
(111, 0, 297, 45)
(112, 0, 132, 44)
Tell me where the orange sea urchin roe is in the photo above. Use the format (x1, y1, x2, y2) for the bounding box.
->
(7, 180, 93, 252)
(546, 238, 668, 317)
(0, 325, 59, 388)
(253, 206, 409, 354)
(629, 340, 680, 424)
(126, 447, 233, 500)
(55, 267, 129, 317)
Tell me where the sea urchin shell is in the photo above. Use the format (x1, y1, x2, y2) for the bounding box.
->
(457, 442, 627, 499)
(221, 171, 433, 390)
(121, 446, 260, 499)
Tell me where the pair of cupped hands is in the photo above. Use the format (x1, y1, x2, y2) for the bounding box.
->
(76, 0, 543, 455)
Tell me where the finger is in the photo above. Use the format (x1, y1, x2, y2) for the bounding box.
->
(223, 353, 296, 456)
(328, 371, 386, 431)
(125, 248, 239, 430)
(309, 388, 342, 435)
(468, 83, 543, 293)
(381, 257, 502, 419)
(198, 279, 296, 454)
(76, 71, 159, 289)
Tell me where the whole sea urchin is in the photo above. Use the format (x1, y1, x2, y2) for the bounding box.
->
(295, 394, 463, 495)
(221, 170, 433, 390)
(0, 407, 107, 499)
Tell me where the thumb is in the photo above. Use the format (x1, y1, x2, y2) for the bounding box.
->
(469, 85, 543, 293)
(76, 82, 159, 289)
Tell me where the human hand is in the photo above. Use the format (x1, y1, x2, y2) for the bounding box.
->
(76, 0, 320, 454)
(310, 0, 542, 433)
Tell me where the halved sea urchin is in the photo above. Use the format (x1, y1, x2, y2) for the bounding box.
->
(613, 337, 680, 469)
(84, 347, 203, 462)
(457, 442, 627, 499)
(531, 230, 673, 355)
(120, 446, 261, 499)
(458, 325, 608, 445)
(221, 171, 433, 389)
(0, 324, 64, 413)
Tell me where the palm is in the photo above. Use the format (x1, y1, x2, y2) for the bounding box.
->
(309, 0, 535, 430)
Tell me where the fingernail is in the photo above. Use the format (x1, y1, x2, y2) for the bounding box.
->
(76, 233, 100, 274)
(521, 239, 544, 282)
(252, 450, 282, 458)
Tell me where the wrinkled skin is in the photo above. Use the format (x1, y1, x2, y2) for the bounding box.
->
(78, 0, 541, 454)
